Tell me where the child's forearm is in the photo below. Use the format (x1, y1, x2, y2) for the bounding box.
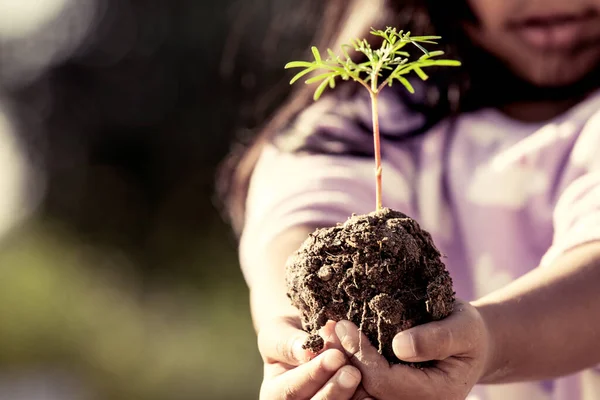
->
(246, 226, 317, 332)
(475, 242, 600, 384)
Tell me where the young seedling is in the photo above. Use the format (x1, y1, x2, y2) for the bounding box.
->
(283, 27, 460, 365)
(285, 27, 461, 211)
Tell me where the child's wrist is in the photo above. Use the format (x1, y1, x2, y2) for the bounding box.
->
(472, 300, 504, 384)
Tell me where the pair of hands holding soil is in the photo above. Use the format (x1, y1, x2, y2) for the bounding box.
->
(258, 299, 490, 400)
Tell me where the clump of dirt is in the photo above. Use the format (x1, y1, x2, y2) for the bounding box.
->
(285, 208, 454, 365)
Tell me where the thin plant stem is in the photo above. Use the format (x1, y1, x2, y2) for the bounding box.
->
(285, 28, 461, 212)
(369, 90, 382, 211)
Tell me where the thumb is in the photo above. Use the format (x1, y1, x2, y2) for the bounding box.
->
(392, 301, 476, 362)
(392, 324, 455, 362)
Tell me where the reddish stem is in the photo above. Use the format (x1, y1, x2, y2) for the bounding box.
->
(369, 91, 382, 211)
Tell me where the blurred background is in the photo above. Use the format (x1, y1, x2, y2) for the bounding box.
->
(0, 0, 321, 398)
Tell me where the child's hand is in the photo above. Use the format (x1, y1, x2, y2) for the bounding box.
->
(335, 300, 490, 400)
(257, 316, 366, 399)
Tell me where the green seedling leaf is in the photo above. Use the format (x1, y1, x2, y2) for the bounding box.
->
(305, 72, 339, 84)
(396, 76, 415, 93)
(419, 50, 445, 60)
(285, 26, 461, 97)
(288, 67, 316, 85)
(413, 66, 429, 81)
(284, 61, 315, 69)
(409, 35, 441, 41)
(341, 45, 353, 61)
(311, 46, 322, 63)
(430, 60, 462, 66)
(313, 77, 332, 100)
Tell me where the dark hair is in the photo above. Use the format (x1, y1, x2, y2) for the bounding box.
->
(217, 0, 545, 234)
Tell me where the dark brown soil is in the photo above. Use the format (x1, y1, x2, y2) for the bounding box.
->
(285, 208, 455, 365)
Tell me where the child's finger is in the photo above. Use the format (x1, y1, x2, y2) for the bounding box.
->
(392, 299, 481, 362)
(311, 365, 361, 400)
(334, 320, 389, 370)
(350, 384, 374, 400)
(258, 317, 312, 366)
(266, 349, 346, 400)
(320, 320, 344, 351)
(335, 320, 423, 397)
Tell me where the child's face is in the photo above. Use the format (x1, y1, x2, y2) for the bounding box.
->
(465, 0, 600, 87)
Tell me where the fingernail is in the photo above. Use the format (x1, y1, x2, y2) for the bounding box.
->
(338, 368, 360, 389)
(322, 351, 345, 371)
(292, 339, 309, 362)
(393, 332, 417, 360)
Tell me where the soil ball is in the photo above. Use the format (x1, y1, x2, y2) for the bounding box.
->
(285, 208, 455, 364)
